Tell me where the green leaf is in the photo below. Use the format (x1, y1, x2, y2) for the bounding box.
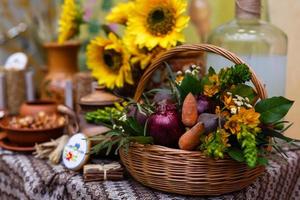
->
(255, 96, 294, 124)
(263, 128, 294, 142)
(208, 67, 216, 76)
(230, 84, 257, 102)
(228, 148, 245, 162)
(177, 74, 202, 101)
(122, 117, 144, 136)
(257, 157, 268, 166)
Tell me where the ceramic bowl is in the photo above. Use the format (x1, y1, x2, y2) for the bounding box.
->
(0, 117, 65, 146)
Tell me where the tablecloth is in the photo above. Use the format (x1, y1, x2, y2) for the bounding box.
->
(1, 147, 300, 200)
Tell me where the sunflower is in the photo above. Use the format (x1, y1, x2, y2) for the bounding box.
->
(86, 33, 133, 89)
(58, 0, 82, 44)
(123, 32, 164, 69)
(106, 2, 134, 25)
(126, 0, 189, 50)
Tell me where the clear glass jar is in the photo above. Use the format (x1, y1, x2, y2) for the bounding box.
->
(207, 0, 287, 97)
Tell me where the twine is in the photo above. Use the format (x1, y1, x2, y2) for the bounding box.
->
(92, 162, 121, 180)
(236, 0, 261, 19)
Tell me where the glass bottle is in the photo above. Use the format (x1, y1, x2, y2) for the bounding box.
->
(207, 0, 287, 97)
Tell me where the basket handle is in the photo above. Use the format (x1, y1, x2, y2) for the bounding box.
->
(134, 44, 267, 101)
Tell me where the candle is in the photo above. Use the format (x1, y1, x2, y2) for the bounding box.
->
(0, 73, 6, 109)
(65, 80, 73, 109)
(25, 70, 35, 101)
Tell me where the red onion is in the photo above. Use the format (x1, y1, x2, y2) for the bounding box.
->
(153, 91, 173, 104)
(147, 104, 184, 147)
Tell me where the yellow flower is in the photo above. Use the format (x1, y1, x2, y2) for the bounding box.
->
(126, 0, 189, 50)
(106, 2, 134, 25)
(220, 129, 231, 147)
(86, 33, 133, 89)
(204, 85, 219, 97)
(58, 0, 82, 44)
(222, 93, 235, 109)
(224, 115, 241, 134)
(215, 106, 230, 118)
(238, 107, 261, 128)
(204, 75, 220, 97)
(209, 74, 219, 83)
(123, 32, 162, 69)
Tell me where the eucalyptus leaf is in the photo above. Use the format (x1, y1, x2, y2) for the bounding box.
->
(255, 96, 294, 124)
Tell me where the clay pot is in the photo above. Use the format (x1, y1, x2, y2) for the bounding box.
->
(19, 100, 57, 116)
(41, 41, 80, 104)
(0, 117, 64, 146)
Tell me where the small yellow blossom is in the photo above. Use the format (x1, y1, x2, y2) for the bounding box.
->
(224, 115, 241, 134)
(238, 107, 261, 128)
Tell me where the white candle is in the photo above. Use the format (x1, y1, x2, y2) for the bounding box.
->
(25, 70, 35, 101)
(65, 80, 73, 109)
(0, 73, 5, 109)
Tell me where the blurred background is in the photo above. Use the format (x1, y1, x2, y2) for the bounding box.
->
(0, 0, 299, 139)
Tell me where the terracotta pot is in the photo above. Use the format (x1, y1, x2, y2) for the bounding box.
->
(41, 41, 80, 104)
(19, 100, 57, 116)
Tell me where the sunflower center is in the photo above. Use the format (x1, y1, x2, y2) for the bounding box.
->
(103, 50, 122, 71)
(147, 7, 175, 36)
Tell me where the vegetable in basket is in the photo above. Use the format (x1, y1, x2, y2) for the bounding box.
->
(86, 63, 296, 168)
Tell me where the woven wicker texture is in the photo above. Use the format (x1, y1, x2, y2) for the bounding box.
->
(120, 44, 267, 196)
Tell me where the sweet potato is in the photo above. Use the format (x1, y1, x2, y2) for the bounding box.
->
(178, 122, 205, 150)
(182, 93, 198, 127)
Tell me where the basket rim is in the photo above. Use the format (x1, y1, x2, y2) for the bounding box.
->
(134, 43, 267, 101)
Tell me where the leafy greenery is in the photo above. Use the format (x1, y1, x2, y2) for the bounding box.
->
(86, 104, 153, 155)
(89, 115, 153, 155)
(228, 147, 245, 162)
(176, 73, 202, 102)
(201, 129, 229, 159)
(219, 64, 252, 89)
(255, 96, 294, 124)
(237, 128, 258, 168)
(85, 107, 123, 125)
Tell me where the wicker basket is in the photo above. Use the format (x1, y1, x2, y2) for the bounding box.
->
(120, 44, 267, 196)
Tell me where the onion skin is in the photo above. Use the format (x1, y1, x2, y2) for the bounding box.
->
(147, 104, 184, 147)
(153, 92, 174, 104)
